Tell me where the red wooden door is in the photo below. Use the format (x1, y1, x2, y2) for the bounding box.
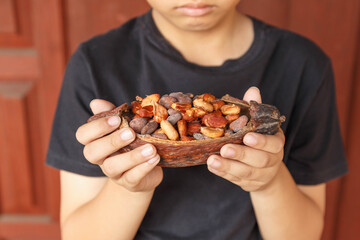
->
(0, 0, 359, 239)
(0, 0, 64, 239)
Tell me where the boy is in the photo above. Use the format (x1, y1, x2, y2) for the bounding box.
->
(47, 0, 348, 239)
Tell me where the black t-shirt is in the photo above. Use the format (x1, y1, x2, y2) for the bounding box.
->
(46, 10, 348, 240)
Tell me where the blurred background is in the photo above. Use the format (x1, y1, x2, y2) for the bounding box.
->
(0, 0, 359, 239)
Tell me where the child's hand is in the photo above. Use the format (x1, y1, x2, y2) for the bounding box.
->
(207, 87, 285, 192)
(76, 99, 163, 192)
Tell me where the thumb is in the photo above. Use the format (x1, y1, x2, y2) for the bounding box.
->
(243, 87, 262, 104)
(89, 99, 116, 114)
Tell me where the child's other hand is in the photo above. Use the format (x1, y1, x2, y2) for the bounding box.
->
(206, 87, 285, 192)
(76, 99, 163, 193)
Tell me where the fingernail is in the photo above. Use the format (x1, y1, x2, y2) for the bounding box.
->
(108, 116, 120, 126)
(223, 146, 236, 158)
(244, 134, 257, 146)
(210, 157, 221, 169)
(147, 155, 159, 164)
(120, 129, 133, 140)
(141, 145, 154, 157)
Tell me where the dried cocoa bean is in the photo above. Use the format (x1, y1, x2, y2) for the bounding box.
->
(192, 107, 206, 118)
(160, 120, 179, 140)
(229, 115, 248, 132)
(225, 114, 240, 123)
(181, 109, 196, 122)
(193, 98, 214, 112)
(141, 120, 159, 135)
(193, 133, 211, 140)
(203, 93, 216, 102)
(200, 127, 225, 138)
(129, 117, 148, 133)
(168, 108, 180, 116)
(187, 121, 201, 135)
(169, 92, 192, 104)
(159, 95, 177, 109)
(212, 100, 225, 111)
(167, 112, 182, 125)
(202, 113, 227, 128)
(177, 120, 187, 137)
(154, 128, 165, 134)
(171, 102, 192, 112)
(221, 104, 241, 115)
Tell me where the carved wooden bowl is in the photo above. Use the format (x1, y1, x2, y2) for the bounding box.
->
(88, 94, 285, 167)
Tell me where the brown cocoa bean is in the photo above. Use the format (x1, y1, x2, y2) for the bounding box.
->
(212, 100, 225, 111)
(177, 120, 187, 137)
(167, 112, 182, 125)
(200, 127, 225, 138)
(168, 108, 180, 116)
(229, 115, 248, 132)
(159, 95, 177, 109)
(193, 98, 214, 112)
(202, 113, 227, 128)
(193, 133, 210, 140)
(225, 114, 240, 123)
(129, 117, 148, 133)
(171, 102, 192, 112)
(160, 120, 179, 140)
(141, 120, 159, 135)
(169, 92, 192, 104)
(192, 107, 206, 118)
(187, 121, 201, 135)
(203, 93, 216, 102)
(221, 104, 241, 115)
(181, 109, 196, 121)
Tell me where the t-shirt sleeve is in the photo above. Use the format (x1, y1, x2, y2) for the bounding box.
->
(285, 61, 348, 185)
(46, 45, 106, 176)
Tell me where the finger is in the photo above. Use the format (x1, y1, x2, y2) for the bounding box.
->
(119, 156, 161, 190)
(101, 144, 158, 178)
(207, 155, 260, 181)
(243, 129, 285, 154)
(83, 127, 135, 164)
(243, 86, 262, 103)
(76, 115, 122, 145)
(220, 143, 277, 168)
(90, 99, 116, 114)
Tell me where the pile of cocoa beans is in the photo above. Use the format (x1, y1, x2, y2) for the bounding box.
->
(127, 92, 249, 141)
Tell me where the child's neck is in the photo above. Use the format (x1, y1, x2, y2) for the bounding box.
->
(152, 10, 254, 67)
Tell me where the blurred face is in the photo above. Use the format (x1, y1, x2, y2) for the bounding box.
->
(147, 0, 241, 32)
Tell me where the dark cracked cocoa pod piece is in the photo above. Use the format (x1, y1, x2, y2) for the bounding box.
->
(88, 95, 285, 167)
(248, 101, 286, 135)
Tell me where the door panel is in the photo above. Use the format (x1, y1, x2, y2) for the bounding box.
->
(0, 0, 63, 238)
